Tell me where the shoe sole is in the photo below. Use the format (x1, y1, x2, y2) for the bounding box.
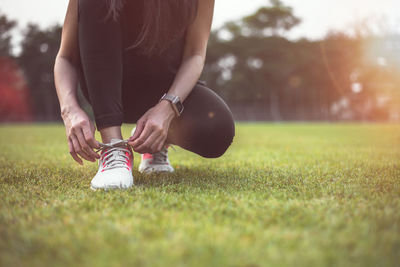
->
(90, 184, 133, 191)
(139, 168, 175, 174)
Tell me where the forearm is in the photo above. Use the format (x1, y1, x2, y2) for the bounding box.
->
(130, 55, 205, 152)
(54, 56, 81, 117)
(167, 54, 205, 102)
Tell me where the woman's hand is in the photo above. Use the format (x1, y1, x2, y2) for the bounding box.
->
(128, 100, 176, 154)
(61, 106, 100, 165)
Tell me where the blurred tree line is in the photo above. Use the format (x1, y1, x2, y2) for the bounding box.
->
(203, 0, 400, 120)
(0, 13, 63, 121)
(0, 0, 399, 122)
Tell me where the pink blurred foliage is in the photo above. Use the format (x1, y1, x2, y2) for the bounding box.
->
(0, 56, 32, 122)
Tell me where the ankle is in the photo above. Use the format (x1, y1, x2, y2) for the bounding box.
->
(100, 126, 123, 143)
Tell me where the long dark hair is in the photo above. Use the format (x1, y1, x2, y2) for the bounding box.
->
(107, 0, 198, 56)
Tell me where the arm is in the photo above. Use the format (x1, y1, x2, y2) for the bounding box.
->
(166, 0, 215, 102)
(54, 0, 80, 118)
(129, 0, 215, 153)
(54, 0, 100, 164)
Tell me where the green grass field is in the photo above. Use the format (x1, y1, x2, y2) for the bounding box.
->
(0, 123, 399, 266)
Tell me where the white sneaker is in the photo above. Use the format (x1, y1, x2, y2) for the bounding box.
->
(90, 138, 134, 190)
(138, 146, 174, 174)
(131, 127, 174, 174)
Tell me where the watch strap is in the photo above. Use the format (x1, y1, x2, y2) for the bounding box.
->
(160, 93, 184, 117)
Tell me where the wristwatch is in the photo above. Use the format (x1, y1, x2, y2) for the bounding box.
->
(160, 93, 184, 117)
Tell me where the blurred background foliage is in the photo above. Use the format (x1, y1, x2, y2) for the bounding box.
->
(0, 0, 399, 122)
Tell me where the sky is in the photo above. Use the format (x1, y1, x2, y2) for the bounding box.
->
(1, 0, 399, 48)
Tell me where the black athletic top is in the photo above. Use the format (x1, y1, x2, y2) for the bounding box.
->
(76, 0, 217, 130)
(120, 0, 186, 81)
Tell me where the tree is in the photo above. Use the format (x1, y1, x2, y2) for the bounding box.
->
(241, 0, 301, 37)
(0, 11, 32, 122)
(205, 0, 400, 121)
(18, 24, 62, 121)
(0, 11, 16, 57)
(205, 0, 303, 120)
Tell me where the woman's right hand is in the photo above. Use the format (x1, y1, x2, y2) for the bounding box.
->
(61, 106, 100, 165)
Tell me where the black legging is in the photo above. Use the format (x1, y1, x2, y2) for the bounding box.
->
(77, 0, 235, 158)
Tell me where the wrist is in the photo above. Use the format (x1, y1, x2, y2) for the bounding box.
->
(159, 99, 177, 119)
(61, 104, 81, 119)
(159, 93, 183, 117)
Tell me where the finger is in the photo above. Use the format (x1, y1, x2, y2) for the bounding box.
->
(149, 141, 161, 154)
(90, 121, 99, 147)
(81, 128, 100, 159)
(68, 138, 83, 165)
(150, 135, 165, 153)
(136, 132, 160, 154)
(129, 119, 145, 141)
(131, 122, 152, 149)
(85, 123, 100, 149)
(71, 134, 93, 162)
(156, 137, 167, 153)
(91, 120, 97, 133)
(75, 129, 96, 162)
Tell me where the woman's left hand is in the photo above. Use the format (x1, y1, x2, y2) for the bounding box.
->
(128, 100, 176, 154)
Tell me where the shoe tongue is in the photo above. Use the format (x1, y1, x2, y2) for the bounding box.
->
(109, 138, 125, 147)
(103, 139, 127, 153)
(105, 139, 129, 159)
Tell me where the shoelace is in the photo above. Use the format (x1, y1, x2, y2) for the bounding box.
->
(95, 140, 131, 171)
(96, 139, 130, 150)
(95, 139, 175, 169)
(150, 146, 169, 165)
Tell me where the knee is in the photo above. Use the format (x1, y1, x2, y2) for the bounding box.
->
(203, 133, 235, 159)
(198, 117, 235, 159)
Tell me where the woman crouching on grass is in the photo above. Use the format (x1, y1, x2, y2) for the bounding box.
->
(54, 0, 235, 190)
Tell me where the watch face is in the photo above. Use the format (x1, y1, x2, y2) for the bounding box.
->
(176, 101, 184, 113)
(162, 94, 184, 115)
(171, 95, 184, 114)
